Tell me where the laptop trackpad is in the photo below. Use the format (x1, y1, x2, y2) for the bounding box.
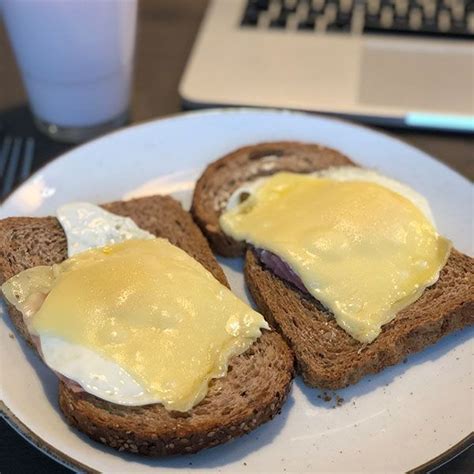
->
(359, 44, 473, 114)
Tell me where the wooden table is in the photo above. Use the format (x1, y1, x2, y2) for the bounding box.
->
(0, 1, 472, 472)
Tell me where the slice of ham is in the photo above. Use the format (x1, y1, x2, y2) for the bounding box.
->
(254, 248, 308, 294)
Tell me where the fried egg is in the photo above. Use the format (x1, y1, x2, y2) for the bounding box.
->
(221, 167, 451, 343)
(2, 204, 268, 409)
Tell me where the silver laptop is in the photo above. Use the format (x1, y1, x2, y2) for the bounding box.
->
(180, 0, 474, 132)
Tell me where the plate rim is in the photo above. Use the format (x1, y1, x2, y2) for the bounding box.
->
(0, 107, 471, 206)
(2, 397, 472, 474)
(0, 107, 471, 472)
(1, 401, 94, 473)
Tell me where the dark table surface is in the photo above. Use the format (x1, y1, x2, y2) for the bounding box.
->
(0, 0, 472, 472)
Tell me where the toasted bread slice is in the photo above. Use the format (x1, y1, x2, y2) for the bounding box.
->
(191, 141, 354, 257)
(191, 142, 474, 389)
(0, 195, 294, 456)
(245, 249, 473, 389)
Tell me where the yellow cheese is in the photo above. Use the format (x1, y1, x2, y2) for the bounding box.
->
(220, 172, 451, 343)
(4, 239, 268, 411)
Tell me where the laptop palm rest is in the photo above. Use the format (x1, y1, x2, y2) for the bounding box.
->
(359, 43, 473, 114)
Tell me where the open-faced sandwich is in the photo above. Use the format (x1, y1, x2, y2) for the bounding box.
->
(191, 142, 474, 389)
(0, 195, 294, 456)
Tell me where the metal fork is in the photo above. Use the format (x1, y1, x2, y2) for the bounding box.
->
(0, 136, 35, 199)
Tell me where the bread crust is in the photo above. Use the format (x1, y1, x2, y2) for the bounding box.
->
(0, 195, 295, 456)
(191, 141, 354, 256)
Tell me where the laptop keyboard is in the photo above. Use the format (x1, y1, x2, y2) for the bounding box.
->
(241, 0, 474, 39)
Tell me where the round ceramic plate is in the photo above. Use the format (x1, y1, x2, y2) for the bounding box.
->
(0, 109, 472, 473)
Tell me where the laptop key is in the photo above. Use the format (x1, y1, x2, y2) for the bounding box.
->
(270, 12, 289, 27)
(327, 16, 353, 30)
(467, 11, 474, 33)
(340, 0, 354, 13)
(367, 0, 381, 16)
(282, 0, 299, 12)
(391, 16, 411, 30)
(311, 0, 326, 12)
(451, 2, 465, 22)
(422, 1, 436, 20)
(337, 11, 353, 23)
(408, 7, 423, 29)
(380, 5, 394, 27)
(421, 16, 440, 33)
(250, 0, 270, 10)
(298, 13, 318, 29)
(241, 6, 260, 25)
(394, 0, 409, 17)
(364, 13, 380, 29)
(438, 9, 452, 31)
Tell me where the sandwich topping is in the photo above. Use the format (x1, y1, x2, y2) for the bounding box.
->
(220, 168, 451, 343)
(57, 202, 155, 256)
(2, 204, 268, 411)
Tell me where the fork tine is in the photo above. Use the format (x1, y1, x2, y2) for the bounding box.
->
(19, 137, 35, 181)
(0, 136, 13, 178)
(2, 137, 23, 198)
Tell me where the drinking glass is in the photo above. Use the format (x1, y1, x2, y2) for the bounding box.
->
(2, 0, 137, 143)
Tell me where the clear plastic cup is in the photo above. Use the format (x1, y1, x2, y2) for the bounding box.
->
(2, 0, 137, 143)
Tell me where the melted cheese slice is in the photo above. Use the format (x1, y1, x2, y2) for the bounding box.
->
(3, 239, 268, 411)
(220, 172, 451, 343)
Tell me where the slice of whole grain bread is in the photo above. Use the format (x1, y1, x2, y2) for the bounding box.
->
(245, 248, 473, 389)
(0, 195, 294, 456)
(191, 141, 354, 256)
(190, 142, 474, 389)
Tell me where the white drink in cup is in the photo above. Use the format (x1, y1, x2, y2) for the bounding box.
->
(2, 0, 137, 142)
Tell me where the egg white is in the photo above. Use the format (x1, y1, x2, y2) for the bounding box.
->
(36, 203, 160, 405)
(57, 202, 154, 256)
(41, 335, 158, 405)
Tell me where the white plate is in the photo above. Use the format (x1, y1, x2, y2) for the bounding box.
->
(0, 109, 472, 473)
